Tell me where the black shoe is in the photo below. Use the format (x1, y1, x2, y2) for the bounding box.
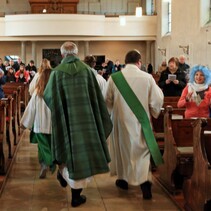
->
(57, 170, 67, 188)
(140, 181, 152, 199)
(71, 195, 86, 207)
(39, 164, 48, 179)
(115, 179, 128, 190)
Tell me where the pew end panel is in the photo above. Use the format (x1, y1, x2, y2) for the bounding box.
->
(2, 84, 22, 136)
(157, 106, 194, 194)
(1, 96, 15, 159)
(0, 100, 10, 175)
(4, 90, 19, 145)
(183, 119, 211, 211)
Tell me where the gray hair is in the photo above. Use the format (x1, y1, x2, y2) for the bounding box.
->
(60, 42, 78, 58)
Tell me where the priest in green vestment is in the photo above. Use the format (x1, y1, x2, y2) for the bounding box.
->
(43, 41, 112, 207)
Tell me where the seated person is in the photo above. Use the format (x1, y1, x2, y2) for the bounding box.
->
(0, 58, 6, 74)
(0, 69, 6, 99)
(101, 58, 114, 80)
(26, 60, 37, 81)
(112, 60, 122, 73)
(177, 65, 211, 118)
(6, 66, 16, 82)
(13, 57, 25, 72)
(157, 61, 167, 76)
(158, 57, 187, 96)
(15, 64, 30, 83)
(147, 63, 153, 74)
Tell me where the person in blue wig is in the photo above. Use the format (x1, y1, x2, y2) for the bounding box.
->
(177, 65, 211, 118)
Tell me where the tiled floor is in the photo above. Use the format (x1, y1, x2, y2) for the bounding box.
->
(0, 130, 181, 211)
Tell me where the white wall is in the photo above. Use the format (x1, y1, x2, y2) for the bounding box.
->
(156, 0, 211, 71)
(0, 13, 155, 67)
(3, 14, 156, 38)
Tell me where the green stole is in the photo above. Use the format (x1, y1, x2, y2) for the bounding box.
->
(111, 72, 163, 166)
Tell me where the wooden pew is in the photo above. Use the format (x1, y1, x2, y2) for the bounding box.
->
(0, 100, 11, 174)
(157, 106, 194, 193)
(16, 82, 29, 109)
(3, 88, 20, 144)
(163, 96, 180, 108)
(1, 96, 15, 158)
(164, 96, 180, 103)
(152, 96, 184, 151)
(2, 82, 29, 111)
(152, 108, 185, 152)
(183, 118, 211, 211)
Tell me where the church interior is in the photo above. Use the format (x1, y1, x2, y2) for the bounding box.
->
(0, 0, 211, 210)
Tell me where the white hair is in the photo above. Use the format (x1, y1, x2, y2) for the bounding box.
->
(179, 55, 186, 59)
(60, 42, 78, 58)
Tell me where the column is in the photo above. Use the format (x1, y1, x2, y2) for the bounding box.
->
(141, 0, 146, 15)
(150, 41, 155, 72)
(84, 41, 89, 57)
(21, 41, 26, 63)
(32, 41, 37, 66)
(153, 0, 157, 15)
(146, 41, 151, 64)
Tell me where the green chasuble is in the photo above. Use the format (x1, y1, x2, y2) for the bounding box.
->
(44, 56, 112, 180)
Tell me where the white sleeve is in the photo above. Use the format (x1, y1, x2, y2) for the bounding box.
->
(20, 93, 36, 129)
(29, 73, 40, 96)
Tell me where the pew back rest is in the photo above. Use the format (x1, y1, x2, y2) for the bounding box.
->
(172, 119, 193, 147)
(163, 102, 178, 108)
(153, 97, 182, 133)
(152, 108, 185, 134)
(165, 106, 193, 148)
(164, 96, 180, 103)
(0, 101, 6, 137)
(163, 96, 180, 109)
(2, 82, 29, 107)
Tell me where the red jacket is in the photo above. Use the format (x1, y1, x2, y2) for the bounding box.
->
(15, 70, 30, 83)
(177, 86, 211, 118)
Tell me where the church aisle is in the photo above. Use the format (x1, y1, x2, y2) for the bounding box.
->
(0, 130, 180, 211)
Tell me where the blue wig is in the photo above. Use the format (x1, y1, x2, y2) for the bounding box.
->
(189, 65, 211, 85)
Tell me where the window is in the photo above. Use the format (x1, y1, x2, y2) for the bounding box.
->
(151, 0, 155, 15)
(42, 49, 62, 68)
(200, 0, 211, 25)
(210, 0, 211, 21)
(161, 0, 172, 36)
(5, 55, 19, 62)
(146, 0, 155, 15)
(167, 1, 172, 33)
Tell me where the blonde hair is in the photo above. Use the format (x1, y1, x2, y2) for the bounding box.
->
(36, 58, 52, 97)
